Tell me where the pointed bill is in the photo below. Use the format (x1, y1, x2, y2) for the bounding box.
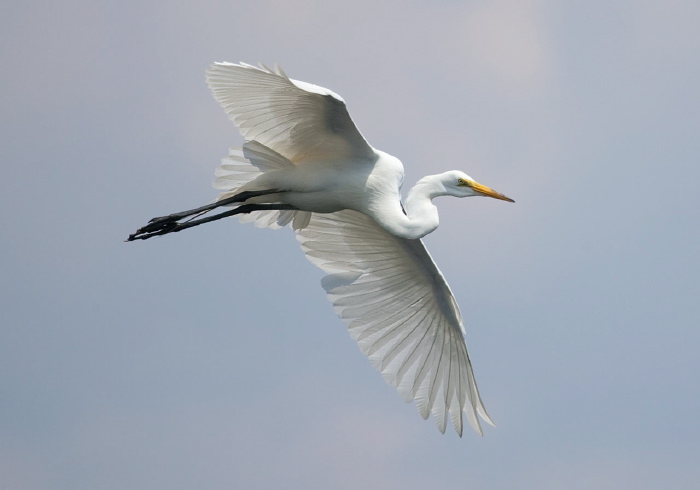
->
(471, 181, 515, 202)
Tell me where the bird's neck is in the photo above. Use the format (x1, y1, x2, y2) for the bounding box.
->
(376, 176, 446, 240)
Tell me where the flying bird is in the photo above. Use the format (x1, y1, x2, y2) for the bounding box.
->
(129, 62, 513, 436)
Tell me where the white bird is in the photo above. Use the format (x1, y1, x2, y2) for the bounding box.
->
(129, 62, 513, 436)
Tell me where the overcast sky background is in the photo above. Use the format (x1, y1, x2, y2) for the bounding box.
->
(1, 1, 699, 489)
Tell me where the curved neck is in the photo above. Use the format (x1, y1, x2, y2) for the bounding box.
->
(373, 175, 447, 240)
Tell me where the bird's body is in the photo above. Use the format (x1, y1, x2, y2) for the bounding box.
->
(239, 151, 396, 216)
(229, 148, 440, 238)
(129, 62, 513, 436)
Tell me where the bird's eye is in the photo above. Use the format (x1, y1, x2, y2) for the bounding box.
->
(458, 178, 469, 186)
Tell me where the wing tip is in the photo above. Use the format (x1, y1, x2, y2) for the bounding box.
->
(206, 61, 287, 78)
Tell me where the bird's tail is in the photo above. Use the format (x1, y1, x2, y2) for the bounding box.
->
(213, 141, 311, 230)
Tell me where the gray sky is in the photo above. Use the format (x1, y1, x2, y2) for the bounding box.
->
(1, 0, 699, 488)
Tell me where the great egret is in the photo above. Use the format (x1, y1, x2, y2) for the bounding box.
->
(129, 62, 513, 436)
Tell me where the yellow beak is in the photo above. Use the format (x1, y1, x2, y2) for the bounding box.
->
(470, 181, 515, 202)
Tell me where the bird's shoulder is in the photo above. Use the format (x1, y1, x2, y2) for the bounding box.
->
(369, 150, 405, 189)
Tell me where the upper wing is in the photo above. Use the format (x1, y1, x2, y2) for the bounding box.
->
(206, 62, 375, 164)
(296, 210, 495, 436)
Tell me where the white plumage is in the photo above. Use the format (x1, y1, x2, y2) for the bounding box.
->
(130, 62, 514, 436)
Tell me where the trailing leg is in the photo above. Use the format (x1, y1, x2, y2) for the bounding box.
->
(127, 189, 282, 238)
(127, 200, 295, 241)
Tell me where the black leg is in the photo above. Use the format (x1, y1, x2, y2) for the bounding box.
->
(127, 203, 298, 241)
(143, 189, 282, 228)
(127, 189, 282, 239)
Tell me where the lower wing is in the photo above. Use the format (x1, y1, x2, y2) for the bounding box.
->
(296, 209, 494, 436)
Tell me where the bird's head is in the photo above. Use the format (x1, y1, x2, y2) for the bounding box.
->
(443, 171, 514, 202)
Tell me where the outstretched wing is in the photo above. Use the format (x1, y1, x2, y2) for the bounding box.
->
(296, 210, 495, 436)
(206, 62, 375, 164)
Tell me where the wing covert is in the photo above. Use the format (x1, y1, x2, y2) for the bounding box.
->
(296, 210, 495, 436)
